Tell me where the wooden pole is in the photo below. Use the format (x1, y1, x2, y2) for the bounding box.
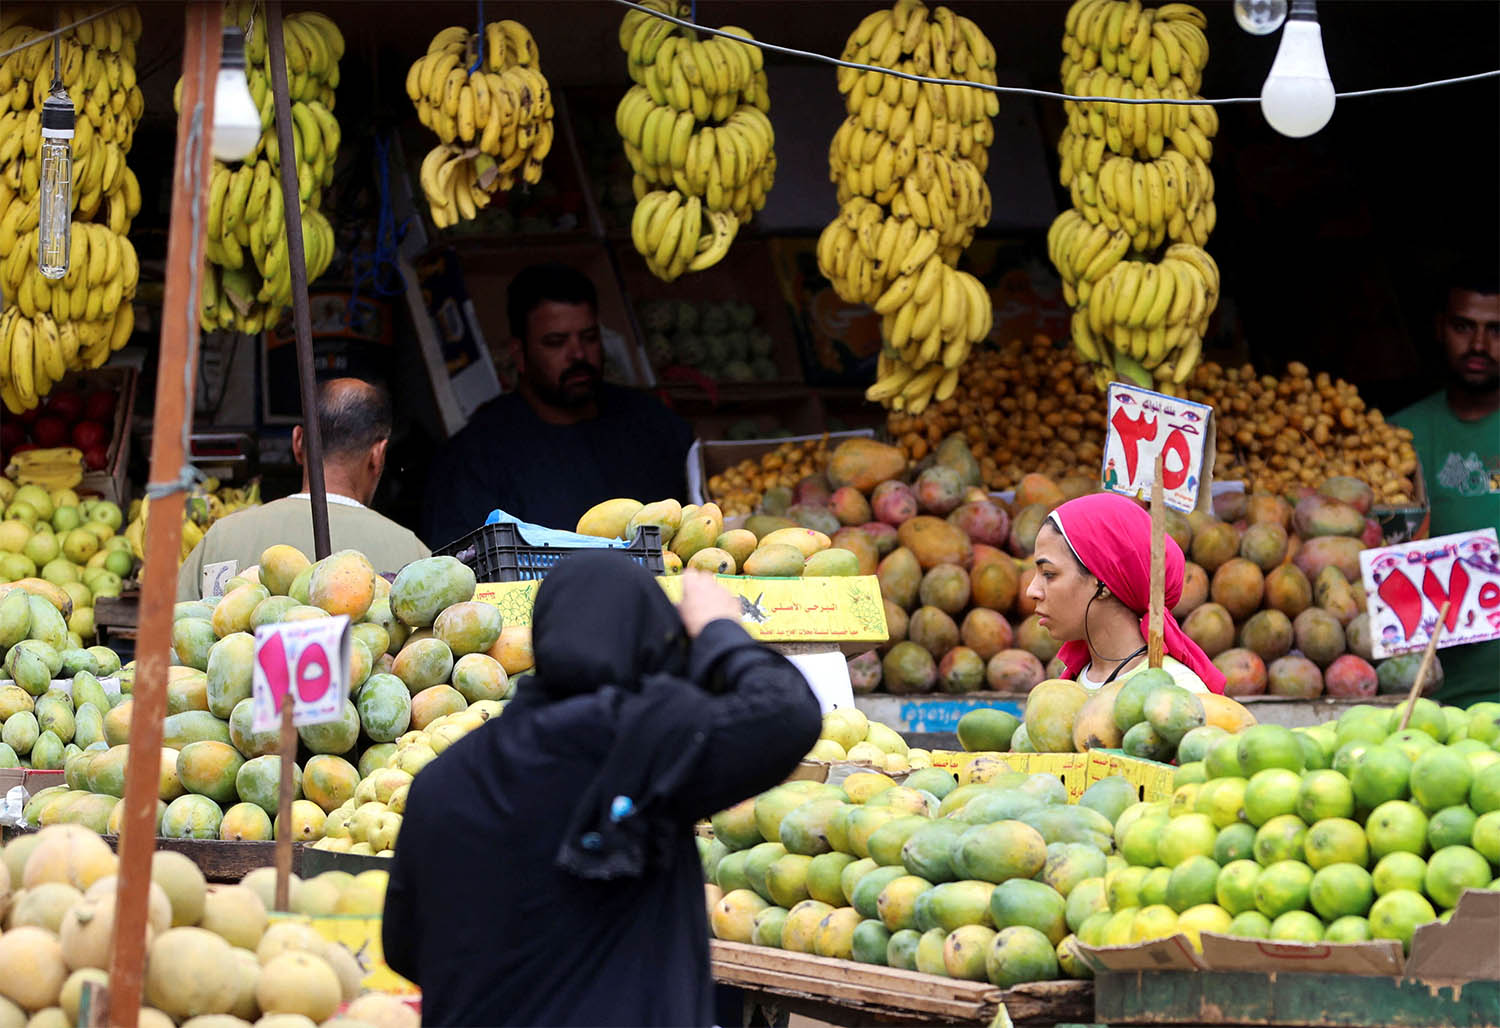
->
(273, 695, 297, 910)
(1147, 452, 1166, 668)
(106, 6, 221, 1025)
(1397, 601, 1449, 731)
(265, 0, 331, 562)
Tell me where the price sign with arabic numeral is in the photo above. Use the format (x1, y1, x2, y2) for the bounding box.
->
(251, 615, 352, 733)
(1102, 382, 1217, 514)
(1359, 529, 1500, 659)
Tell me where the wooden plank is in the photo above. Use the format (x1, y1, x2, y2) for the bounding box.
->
(716, 962, 988, 1020)
(1095, 971, 1500, 1027)
(1, 827, 289, 883)
(713, 941, 1000, 1002)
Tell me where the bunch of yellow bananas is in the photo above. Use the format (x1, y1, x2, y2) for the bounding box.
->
(177, 4, 344, 335)
(0, 6, 143, 413)
(1048, 0, 1219, 394)
(4, 447, 86, 491)
(125, 478, 261, 564)
(617, 1, 774, 281)
(815, 0, 999, 416)
(408, 21, 556, 228)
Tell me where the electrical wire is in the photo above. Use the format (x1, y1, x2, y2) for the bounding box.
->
(610, 0, 1500, 107)
(0, 6, 126, 61)
(469, 0, 486, 73)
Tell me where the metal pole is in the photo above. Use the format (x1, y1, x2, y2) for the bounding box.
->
(265, 0, 330, 560)
(105, 6, 221, 1025)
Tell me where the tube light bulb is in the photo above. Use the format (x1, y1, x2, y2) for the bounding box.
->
(38, 86, 75, 280)
(1260, 0, 1336, 138)
(212, 27, 261, 162)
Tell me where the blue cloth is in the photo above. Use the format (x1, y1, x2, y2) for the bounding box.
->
(483, 509, 633, 550)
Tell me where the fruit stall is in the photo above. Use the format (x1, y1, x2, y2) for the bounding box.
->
(0, 0, 1498, 1025)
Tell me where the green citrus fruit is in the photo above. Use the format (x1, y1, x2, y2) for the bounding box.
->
(1304, 817, 1370, 870)
(1254, 860, 1314, 918)
(1309, 862, 1375, 920)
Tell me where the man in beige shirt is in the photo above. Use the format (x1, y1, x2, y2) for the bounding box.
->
(177, 378, 430, 599)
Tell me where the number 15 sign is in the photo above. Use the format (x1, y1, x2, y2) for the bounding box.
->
(1102, 382, 1217, 514)
(252, 616, 352, 733)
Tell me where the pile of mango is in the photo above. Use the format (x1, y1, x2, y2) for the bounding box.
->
(955, 666, 1257, 762)
(0, 826, 417, 1027)
(1090, 701, 1499, 953)
(18, 546, 534, 856)
(724, 435, 1432, 702)
(0, 478, 132, 640)
(804, 707, 931, 773)
(702, 711, 1162, 985)
(1, 587, 123, 769)
(575, 497, 868, 577)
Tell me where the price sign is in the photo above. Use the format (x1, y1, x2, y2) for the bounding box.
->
(202, 560, 238, 599)
(1359, 529, 1500, 659)
(251, 615, 352, 733)
(1102, 383, 1215, 514)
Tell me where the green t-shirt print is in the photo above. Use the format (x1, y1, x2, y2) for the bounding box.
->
(1391, 391, 1500, 538)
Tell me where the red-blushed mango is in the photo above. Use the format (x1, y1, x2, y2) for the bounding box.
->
(1183, 602, 1235, 658)
(877, 547, 922, 608)
(861, 521, 900, 556)
(1318, 476, 1375, 515)
(898, 516, 972, 570)
(986, 650, 1046, 693)
(1267, 655, 1324, 698)
(1294, 536, 1366, 583)
(308, 550, 378, 620)
(1015, 473, 1064, 510)
(410, 685, 468, 730)
(433, 600, 504, 656)
(1240, 523, 1289, 571)
(919, 564, 970, 614)
(1264, 564, 1313, 618)
(1323, 654, 1376, 698)
(883, 642, 936, 695)
(915, 466, 966, 516)
(1008, 504, 1050, 558)
(827, 438, 907, 494)
(848, 651, 883, 694)
(1191, 522, 1240, 574)
(259, 545, 312, 596)
(1214, 648, 1268, 697)
(1211, 558, 1265, 621)
(908, 606, 959, 658)
(949, 501, 1009, 549)
(1172, 562, 1210, 619)
(1294, 495, 1365, 538)
(960, 608, 1013, 661)
(938, 647, 986, 694)
(1248, 493, 1293, 530)
(830, 487, 873, 526)
(487, 625, 533, 675)
(831, 528, 879, 575)
(872, 481, 919, 526)
(389, 556, 477, 628)
(1293, 607, 1346, 668)
(971, 557, 1020, 613)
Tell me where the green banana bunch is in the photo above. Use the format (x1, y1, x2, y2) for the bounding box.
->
(1049, 0, 1218, 395)
(817, 0, 1000, 415)
(408, 20, 555, 227)
(616, 4, 774, 279)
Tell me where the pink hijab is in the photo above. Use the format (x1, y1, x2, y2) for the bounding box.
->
(1046, 493, 1226, 694)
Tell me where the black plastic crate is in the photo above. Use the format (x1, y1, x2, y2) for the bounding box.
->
(435, 521, 665, 582)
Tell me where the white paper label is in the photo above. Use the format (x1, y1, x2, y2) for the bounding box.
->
(202, 560, 238, 598)
(251, 615, 352, 733)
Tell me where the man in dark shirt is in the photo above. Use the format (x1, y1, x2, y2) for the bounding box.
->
(423, 264, 694, 546)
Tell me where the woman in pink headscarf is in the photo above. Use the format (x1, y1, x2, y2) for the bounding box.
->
(1026, 492, 1226, 694)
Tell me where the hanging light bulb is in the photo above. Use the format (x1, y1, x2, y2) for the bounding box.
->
(38, 75, 75, 279)
(1260, 0, 1336, 137)
(212, 26, 261, 162)
(1235, 0, 1288, 36)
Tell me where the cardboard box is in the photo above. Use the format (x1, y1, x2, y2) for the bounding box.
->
(0, 768, 64, 826)
(1080, 887, 1500, 981)
(43, 365, 136, 507)
(686, 428, 876, 506)
(926, 749, 1176, 804)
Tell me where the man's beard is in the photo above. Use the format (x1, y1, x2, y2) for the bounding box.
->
(530, 362, 601, 409)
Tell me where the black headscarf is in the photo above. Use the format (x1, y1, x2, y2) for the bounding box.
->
(518, 551, 708, 880)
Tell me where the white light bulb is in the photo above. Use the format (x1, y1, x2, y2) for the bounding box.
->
(1234, 0, 1288, 36)
(37, 87, 75, 280)
(1260, 0, 1336, 138)
(211, 27, 261, 162)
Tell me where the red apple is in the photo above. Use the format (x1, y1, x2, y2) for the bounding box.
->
(45, 388, 83, 422)
(0, 421, 24, 452)
(33, 415, 69, 448)
(83, 390, 116, 423)
(83, 445, 109, 471)
(10, 443, 38, 455)
(71, 421, 108, 450)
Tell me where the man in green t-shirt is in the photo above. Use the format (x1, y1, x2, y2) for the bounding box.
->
(1390, 272, 1499, 707)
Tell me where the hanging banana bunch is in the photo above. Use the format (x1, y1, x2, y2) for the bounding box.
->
(407, 20, 556, 228)
(0, 5, 145, 414)
(616, 1, 775, 281)
(180, 3, 344, 336)
(1048, 0, 1220, 395)
(815, 0, 1000, 416)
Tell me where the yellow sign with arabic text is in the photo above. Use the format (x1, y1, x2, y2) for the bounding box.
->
(473, 575, 888, 644)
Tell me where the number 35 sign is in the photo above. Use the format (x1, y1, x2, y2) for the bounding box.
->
(252, 616, 352, 733)
(1102, 382, 1217, 514)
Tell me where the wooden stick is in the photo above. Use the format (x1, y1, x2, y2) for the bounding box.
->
(1398, 601, 1449, 731)
(265, 1, 330, 561)
(106, 8, 221, 1027)
(274, 695, 297, 911)
(1148, 452, 1166, 669)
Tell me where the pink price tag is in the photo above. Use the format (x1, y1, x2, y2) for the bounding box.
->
(251, 615, 352, 733)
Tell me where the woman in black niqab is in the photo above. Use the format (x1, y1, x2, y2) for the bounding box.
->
(382, 551, 822, 1027)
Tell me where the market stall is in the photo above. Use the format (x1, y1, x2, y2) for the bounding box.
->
(0, 0, 1497, 1025)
